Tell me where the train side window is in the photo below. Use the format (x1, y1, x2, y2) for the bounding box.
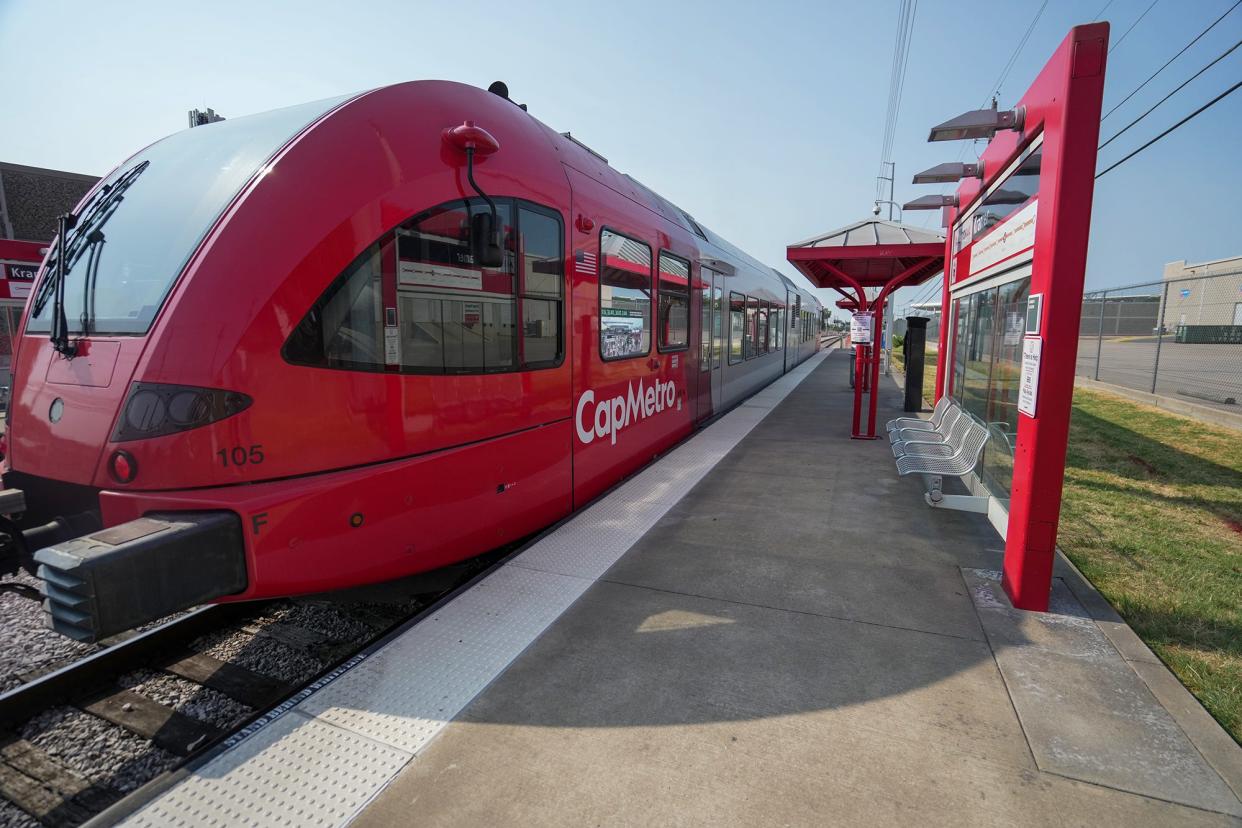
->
(773, 305, 783, 350)
(699, 272, 711, 371)
(285, 197, 565, 375)
(755, 304, 765, 357)
(657, 252, 690, 352)
(728, 292, 744, 365)
(600, 229, 652, 360)
(396, 201, 516, 373)
(519, 205, 564, 367)
(744, 296, 757, 360)
(712, 287, 723, 368)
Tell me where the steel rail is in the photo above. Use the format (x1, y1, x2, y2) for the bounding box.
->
(0, 602, 258, 730)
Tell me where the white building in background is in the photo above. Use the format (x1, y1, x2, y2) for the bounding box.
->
(1161, 255, 1242, 327)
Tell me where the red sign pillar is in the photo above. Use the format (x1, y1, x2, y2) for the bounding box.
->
(931, 24, 1108, 610)
(1002, 25, 1108, 610)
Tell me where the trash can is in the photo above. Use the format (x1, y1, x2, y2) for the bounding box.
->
(903, 316, 928, 412)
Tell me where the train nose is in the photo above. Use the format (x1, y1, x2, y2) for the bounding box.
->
(9, 337, 138, 487)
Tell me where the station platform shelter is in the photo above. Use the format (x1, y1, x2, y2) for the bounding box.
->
(120, 347, 1242, 827)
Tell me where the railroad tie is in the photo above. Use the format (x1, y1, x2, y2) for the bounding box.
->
(77, 688, 221, 757)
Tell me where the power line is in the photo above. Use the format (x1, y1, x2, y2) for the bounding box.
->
(1109, 0, 1160, 54)
(878, 0, 918, 198)
(1096, 79, 1242, 178)
(1101, 0, 1241, 121)
(989, 0, 1050, 103)
(1093, 0, 1118, 21)
(1099, 37, 1242, 149)
(916, 1, 1049, 229)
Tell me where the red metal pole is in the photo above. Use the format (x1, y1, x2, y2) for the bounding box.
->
(851, 296, 868, 438)
(1001, 24, 1109, 611)
(866, 296, 884, 437)
(934, 236, 954, 402)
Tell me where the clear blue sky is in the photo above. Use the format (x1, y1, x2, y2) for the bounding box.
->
(1, 0, 1239, 319)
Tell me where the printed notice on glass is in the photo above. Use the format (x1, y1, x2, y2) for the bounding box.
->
(850, 312, 873, 345)
(1018, 336, 1041, 417)
(384, 327, 400, 364)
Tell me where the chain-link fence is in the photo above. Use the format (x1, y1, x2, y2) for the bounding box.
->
(1076, 270, 1242, 411)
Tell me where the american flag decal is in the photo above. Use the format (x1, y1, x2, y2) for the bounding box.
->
(575, 250, 597, 275)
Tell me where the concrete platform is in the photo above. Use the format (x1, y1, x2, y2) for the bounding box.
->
(125, 348, 1242, 827)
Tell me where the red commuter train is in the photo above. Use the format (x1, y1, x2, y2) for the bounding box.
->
(4, 81, 823, 641)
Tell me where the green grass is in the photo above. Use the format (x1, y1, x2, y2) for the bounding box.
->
(888, 357, 1242, 741)
(1058, 387, 1242, 744)
(889, 345, 939, 403)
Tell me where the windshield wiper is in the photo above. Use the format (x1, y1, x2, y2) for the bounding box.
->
(32, 160, 149, 356)
(50, 213, 78, 357)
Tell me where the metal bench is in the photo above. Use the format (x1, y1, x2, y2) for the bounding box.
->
(885, 395, 951, 435)
(892, 413, 991, 513)
(891, 406, 973, 458)
(890, 403, 963, 445)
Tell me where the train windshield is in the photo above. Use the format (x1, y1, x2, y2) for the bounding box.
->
(27, 93, 352, 336)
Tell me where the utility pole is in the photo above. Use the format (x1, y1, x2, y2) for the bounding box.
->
(873, 161, 903, 221)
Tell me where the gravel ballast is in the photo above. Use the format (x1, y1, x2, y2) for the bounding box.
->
(117, 669, 252, 730)
(21, 708, 177, 794)
(0, 573, 95, 692)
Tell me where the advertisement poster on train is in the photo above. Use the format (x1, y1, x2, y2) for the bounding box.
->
(1018, 337, 1041, 417)
(601, 309, 645, 359)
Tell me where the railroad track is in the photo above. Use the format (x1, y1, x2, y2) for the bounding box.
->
(0, 550, 510, 828)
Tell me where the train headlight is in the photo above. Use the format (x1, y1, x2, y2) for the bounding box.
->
(113, 382, 252, 442)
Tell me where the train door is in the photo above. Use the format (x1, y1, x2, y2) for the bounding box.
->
(696, 266, 724, 421)
(708, 270, 724, 412)
(782, 288, 791, 373)
(565, 168, 693, 505)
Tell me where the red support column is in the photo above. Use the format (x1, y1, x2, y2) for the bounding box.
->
(866, 297, 884, 437)
(1000, 24, 1109, 610)
(934, 243, 953, 402)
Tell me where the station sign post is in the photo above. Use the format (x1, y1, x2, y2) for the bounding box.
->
(929, 23, 1109, 611)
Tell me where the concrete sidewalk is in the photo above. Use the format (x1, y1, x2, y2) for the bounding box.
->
(349, 349, 1240, 826)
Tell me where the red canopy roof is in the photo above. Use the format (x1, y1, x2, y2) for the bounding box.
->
(786, 219, 944, 308)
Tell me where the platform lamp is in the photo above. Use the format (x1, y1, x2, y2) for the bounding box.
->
(911, 161, 984, 184)
(901, 194, 957, 211)
(926, 105, 1025, 142)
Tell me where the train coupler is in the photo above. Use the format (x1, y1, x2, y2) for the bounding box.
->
(33, 511, 248, 642)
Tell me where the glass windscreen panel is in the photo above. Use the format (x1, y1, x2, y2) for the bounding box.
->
(953, 145, 1042, 256)
(29, 94, 351, 335)
(599, 230, 652, 360)
(949, 276, 1032, 505)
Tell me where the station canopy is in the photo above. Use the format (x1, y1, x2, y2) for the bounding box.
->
(786, 219, 944, 307)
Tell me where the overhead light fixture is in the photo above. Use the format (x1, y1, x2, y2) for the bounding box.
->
(912, 161, 983, 184)
(927, 106, 1024, 142)
(903, 194, 958, 211)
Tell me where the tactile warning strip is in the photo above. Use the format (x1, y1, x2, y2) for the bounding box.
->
(124, 712, 410, 828)
(124, 352, 827, 827)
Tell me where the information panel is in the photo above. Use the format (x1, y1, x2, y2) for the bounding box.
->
(850, 312, 873, 344)
(1018, 337, 1042, 417)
